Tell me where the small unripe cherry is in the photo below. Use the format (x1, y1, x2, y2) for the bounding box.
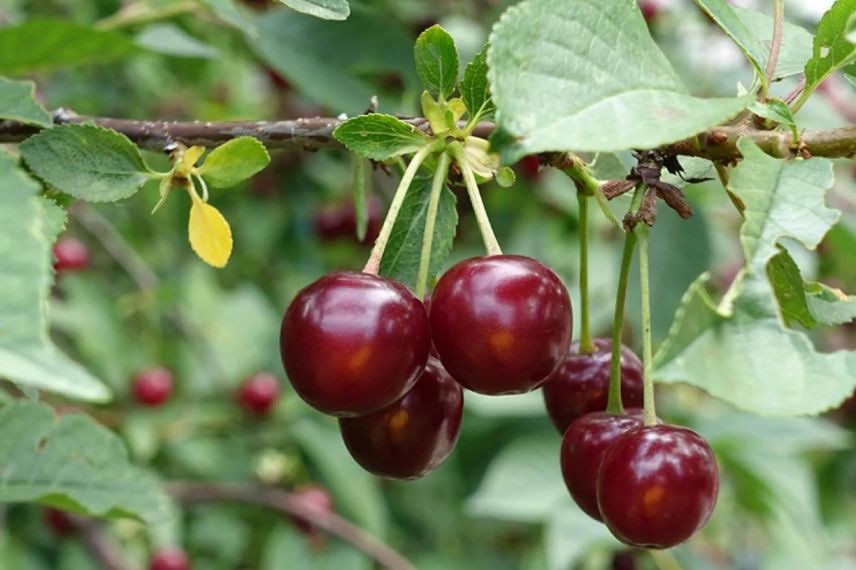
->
(132, 366, 174, 407)
(53, 237, 90, 272)
(150, 547, 190, 570)
(289, 485, 334, 536)
(236, 372, 281, 416)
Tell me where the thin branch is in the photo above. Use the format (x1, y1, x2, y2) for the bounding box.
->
(71, 516, 129, 570)
(763, 0, 785, 95)
(168, 482, 415, 570)
(1, 110, 855, 160)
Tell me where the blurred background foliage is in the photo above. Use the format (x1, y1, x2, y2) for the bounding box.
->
(1, 0, 855, 569)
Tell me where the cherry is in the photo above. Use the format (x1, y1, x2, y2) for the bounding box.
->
(150, 547, 190, 570)
(280, 272, 430, 416)
(43, 508, 76, 537)
(289, 485, 334, 536)
(53, 236, 90, 272)
(516, 155, 542, 182)
(542, 339, 643, 434)
(339, 357, 463, 479)
(611, 551, 639, 570)
(132, 366, 174, 407)
(639, 0, 661, 23)
(560, 411, 644, 521)
(597, 425, 719, 549)
(429, 255, 572, 395)
(236, 372, 281, 416)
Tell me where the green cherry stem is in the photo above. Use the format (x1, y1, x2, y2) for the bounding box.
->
(635, 222, 657, 427)
(449, 142, 502, 256)
(577, 190, 595, 354)
(363, 142, 440, 275)
(415, 153, 451, 299)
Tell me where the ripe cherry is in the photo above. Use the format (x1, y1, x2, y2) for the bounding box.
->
(560, 411, 644, 521)
(150, 547, 190, 570)
(542, 339, 643, 434)
(236, 372, 281, 416)
(53, 236, 90, 272)
(517, 155, 542, 182)
(639, 0, 661, 23)
(429, 255, 572, 395)
(280, 272, 430, 416)
(289, 485, 334, 536)
(597, 425, 719, 549)
(339, 357, 463, 479)
(132, 366, 174, 406)
(43, 508, 76, 537)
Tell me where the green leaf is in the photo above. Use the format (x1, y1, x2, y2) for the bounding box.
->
(0, 151, 109, 402)
(804, 0, 856, 96)
(251, 7, 415, 114)
(263, 525, 370, 570)
(694, 0, 767, 81)
(0, 77, 52, 128)
(276, 0, 350, 20)
(200, 0, 257, 36)
(0, 19, 138, 75)
(20, 124, 151, 202)
(197, 136, 270, 188)
(0, 401, 174, 524)
(378, 175, 458, 291)
(805, 281, 856, 326)
(655, 139, 856, 416)
(135, 23, 221, 59)
(767, 247, 816, 329)
(732, 6, 814, 80)
(487, 0, 752, 158)
(460, 45, 494, 121)
(749, 98, 798, 138)
(333, 114, 430, 161)
(414, 25, 460, 100)
(545, 508, 617, 570)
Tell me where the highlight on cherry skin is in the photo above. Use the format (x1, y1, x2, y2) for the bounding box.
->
(596, 424, 719, 549)
(236, 371, 281, 416)
(53, 236, 90, 273)
(429, 255, 572, 395)
(280, 271, 431, 417)
(132, 366, 174, 407)
(542, 338, 643, 434)
(339, 357, 464, 480)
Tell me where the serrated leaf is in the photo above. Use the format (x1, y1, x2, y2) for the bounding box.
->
(767, 247, 815, 329)
(804, 0, 856, 97)
(488, 0, 752, 158)
(460, 45, 494, 121)
(333, 114, 430, 160)
(0, 77, 52, 128)
(0, 401, 174, 524)
(197, 136, 270, 188)
(188, 197, 233, 268)
(694, 0, 767, 81)
(135, 23, 221, 59)
(276, 0, 350, 20)
(805, 281, 856, 326)
(414, 25, 460, 100)
(655, 139, 856, 416)
(378, 176, 457, 290)
(749, 99, 798, 137)
(0, 151, 109, 402)
(20, 124, 151, 202)
(0, 19, 138, 75)
(732, 6, 814, 80)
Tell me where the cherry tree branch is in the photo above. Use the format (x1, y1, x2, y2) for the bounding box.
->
(1, 109, 854, 160)
(168, 482, 415, 570)
(70, 516, 129, 570)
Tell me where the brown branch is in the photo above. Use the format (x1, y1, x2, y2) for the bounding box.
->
(71, 516, 129, 570)
(1, 109, 854, 160)
(168, 482, 415, 570)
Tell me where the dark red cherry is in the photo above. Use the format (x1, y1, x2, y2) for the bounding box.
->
(314, 197, 382, 244)
(560, 411, 644, 521)
(517, 155, 542, 181)
(236, 372, 281, 416)
(542, 339, 643, 434)
(43, 508, 76, 537)
(132, 366, 174, 407)
(150, 547, 190, 570)
(339, 357, 463, 479)
(639, 0, 661, 22)
(597, 425, 719, 549)
(289, 485, 334, 535)
(280, 272, 430, 416)
(612, 551, 639, 570)
(53, 236, 90, 272)
(429, 255, 572, 395)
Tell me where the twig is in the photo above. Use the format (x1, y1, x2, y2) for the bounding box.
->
(71, 516, 129, 570)
(763, 0, 785, 95)
(168, 482, 415, 570)
(819, 76, 856, 124)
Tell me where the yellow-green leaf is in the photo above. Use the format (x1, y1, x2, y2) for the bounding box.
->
(188, 197, 233, 268)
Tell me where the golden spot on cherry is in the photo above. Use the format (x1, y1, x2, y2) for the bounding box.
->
(642, 485, 665, 515)
(348, 345, 372, 373)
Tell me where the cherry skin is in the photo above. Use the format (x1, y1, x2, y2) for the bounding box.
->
(132, 366, 174, 407)
(339, 357, 463, 479)
(53, 236, 90, 272)
(560, 411, 644, 521)
(150, 547, 190, 570)
(43, 508, 76, 537)
(429, 255, 572, 395)
(639, 0, 661, 23)
(542, 338, 643, 434)
(516, 155, 542, 182)
(280, 272, 430, 416)
(597, 425, 719, 549)
(289, 485, 334, 536)
(236, 372, 281, 416)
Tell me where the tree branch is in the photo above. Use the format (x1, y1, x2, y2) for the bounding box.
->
(70, 516, 129, 570)
(1, 109, 854, 160)
(168, 482, 415, 570)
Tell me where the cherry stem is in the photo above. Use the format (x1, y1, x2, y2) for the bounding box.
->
(416, 153, 451, 299)
(635, 222, 657, 427)
(363, 142, 439, 274)
(577, 191, 595, 354)
(449, 142, 502, 256)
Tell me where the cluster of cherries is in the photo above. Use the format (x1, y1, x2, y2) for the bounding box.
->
(280, 253, 719, 549)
